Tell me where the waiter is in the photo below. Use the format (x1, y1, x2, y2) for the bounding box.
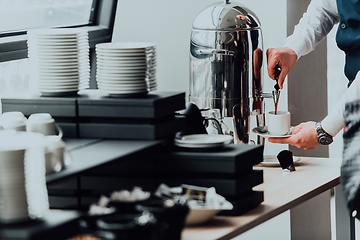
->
(266, 0, 360, 150)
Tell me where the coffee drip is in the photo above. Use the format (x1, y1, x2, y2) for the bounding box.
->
(273, 83, 280, 115)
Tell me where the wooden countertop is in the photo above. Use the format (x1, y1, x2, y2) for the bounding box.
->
(181, 157, 342, 240)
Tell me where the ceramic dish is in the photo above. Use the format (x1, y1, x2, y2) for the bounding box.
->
(174, 134, 233, 149)
(252, 126, 292, 138)
(185, 200, 233, 225)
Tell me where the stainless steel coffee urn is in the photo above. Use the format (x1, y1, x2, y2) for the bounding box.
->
(189, 0, 273, 144)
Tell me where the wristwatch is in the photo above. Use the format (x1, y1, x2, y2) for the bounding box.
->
(315, 122, 333, 145)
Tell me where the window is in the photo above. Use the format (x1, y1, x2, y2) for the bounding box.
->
(0, 0, 95, 34)
(0, 0, 118, 92)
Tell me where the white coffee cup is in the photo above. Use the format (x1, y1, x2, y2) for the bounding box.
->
(267, 111, 291, 136)
(45, 139, 63, 174)
(27, 113, 60, 136)
(44, 136, 70, 174)
(0, 112, 27, 131)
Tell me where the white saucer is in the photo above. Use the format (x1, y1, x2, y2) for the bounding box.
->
(252, 126, 292, 138)
(260, 155, 301, 167)
(174, 134, 233, 149)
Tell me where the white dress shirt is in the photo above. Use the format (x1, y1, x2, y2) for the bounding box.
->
(282, 0, 360, 136)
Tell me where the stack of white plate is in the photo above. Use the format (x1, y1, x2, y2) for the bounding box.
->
(95, 42, 157, 97)
(27, 28, 90, 97)
(0, 131, 49, 223)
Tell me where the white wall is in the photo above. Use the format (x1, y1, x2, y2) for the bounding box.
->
(112, 0, 288, 155)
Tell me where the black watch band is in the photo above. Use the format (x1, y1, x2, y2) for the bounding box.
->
(315, 122, 333, 145)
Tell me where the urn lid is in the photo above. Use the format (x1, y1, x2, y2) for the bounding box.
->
(192, 0, 261, 30)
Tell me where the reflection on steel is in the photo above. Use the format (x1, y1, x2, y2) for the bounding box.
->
(189, 1, 272, 144)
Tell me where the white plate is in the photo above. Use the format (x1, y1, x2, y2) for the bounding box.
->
(96, 42, 155, 50)
(96, 57, 147, 62)
(260, 155, 301, 167)
(252, 126, 292, 138)
(174, 134, 233, 149)
(97, 65, 147, 71)
(97, 59, 147, 64)
(97, 82, 147, 88)
(96, 49, 146, 55)
(98, 86, 147, 91)
(28, 28, 87, 35)
(100, 88, 148, 94)
(96, 71, 146, 77)
(38, 76, 82, 81)
(39, 86, 79, 91)
(96, 79, 146, 84)
(97, 79, 146, 84)
(96, 77, 146, 82)
(97, 63, 148, 69)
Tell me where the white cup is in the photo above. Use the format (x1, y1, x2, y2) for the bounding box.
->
(0, 112, 27, 131)
(44, 136, 70, 174)
(267, 111, 291, 136)
(27, 113, 59, 136)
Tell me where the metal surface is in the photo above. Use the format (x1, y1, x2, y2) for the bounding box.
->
(189, 1, 272, 144)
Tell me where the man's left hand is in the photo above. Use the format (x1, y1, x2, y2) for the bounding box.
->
(268, 121, 319, 150)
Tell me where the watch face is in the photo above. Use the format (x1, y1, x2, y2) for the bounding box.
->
(318, 134, 333, 145)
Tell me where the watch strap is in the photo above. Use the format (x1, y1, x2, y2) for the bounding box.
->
(315, 121, 333, 145)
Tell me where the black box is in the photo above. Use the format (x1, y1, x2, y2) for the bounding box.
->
(1, 93, 77, 118)
(78, 116, 184, 140)
(77, 90, 186, 119)
(156, 144, 263, 174)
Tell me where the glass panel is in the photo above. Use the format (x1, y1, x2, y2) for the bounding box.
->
(0, 59, 30, 97)
(0, 0, 94, 33)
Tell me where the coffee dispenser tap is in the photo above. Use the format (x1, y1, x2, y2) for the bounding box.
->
(273, 83, 280, 104)
(272, 65, 281, 113)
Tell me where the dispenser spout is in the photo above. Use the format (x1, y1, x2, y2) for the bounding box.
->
(273, 83, 280, 104)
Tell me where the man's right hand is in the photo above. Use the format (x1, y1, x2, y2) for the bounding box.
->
(266, 47, 297, 89)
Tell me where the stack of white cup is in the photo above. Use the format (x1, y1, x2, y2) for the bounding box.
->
(0, 111, 27, 131)
(0, 111, 69, 174)
(0, 131, 49, 223)
(26, 113, 68, 174)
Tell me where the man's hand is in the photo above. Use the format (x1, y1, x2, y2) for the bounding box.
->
(268, 121, 319, 150)
(266, 47, 297, 89)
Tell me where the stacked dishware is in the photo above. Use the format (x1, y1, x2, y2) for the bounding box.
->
(95, 42, 157, 97)
(0, 131, 49, 223)
(27, 28, 90, 97)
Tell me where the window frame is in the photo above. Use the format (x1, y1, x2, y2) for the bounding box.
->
(0, 0, 118, 88)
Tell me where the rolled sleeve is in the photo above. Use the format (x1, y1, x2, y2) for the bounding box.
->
(283, 0, 339, 58)
(322, 72, 360, 136)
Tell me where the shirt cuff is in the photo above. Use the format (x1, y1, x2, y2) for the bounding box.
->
(321, 109, 344, 137)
